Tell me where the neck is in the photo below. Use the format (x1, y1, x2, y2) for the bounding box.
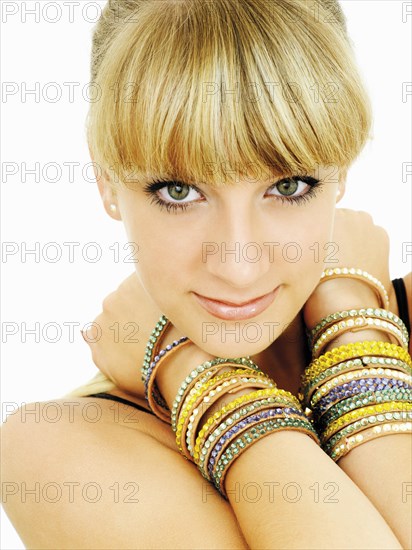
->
(249, 310, 310, 396)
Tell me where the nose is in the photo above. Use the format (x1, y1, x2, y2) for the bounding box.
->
(203, 205, 272, 289)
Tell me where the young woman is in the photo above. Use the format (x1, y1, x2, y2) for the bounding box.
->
(2, 0, 411, 548)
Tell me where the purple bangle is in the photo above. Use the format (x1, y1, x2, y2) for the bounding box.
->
(144, 336, 189, 410)
(314, 377, 411, 414)
(207, 406, 307, 479)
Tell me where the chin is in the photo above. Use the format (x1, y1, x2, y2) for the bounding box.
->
(187, 329, 278, 359)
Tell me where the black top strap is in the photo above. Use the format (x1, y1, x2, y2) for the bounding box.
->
(87, 392, 155, 416)
(392, 278, 411, 336)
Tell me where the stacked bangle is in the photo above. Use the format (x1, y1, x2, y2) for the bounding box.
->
(300, 268, 412, 461)
(173, 363, 319, 497)
(145, 336, 191, 422)
(171, 356, 260, 432)
(309, 308, 409, 347)
(301, 340, 412, 461)
(142, 315, 320, 500)
(308, 308, 409, 359)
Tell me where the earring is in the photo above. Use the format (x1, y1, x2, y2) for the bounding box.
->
(109, 203, 117, 213)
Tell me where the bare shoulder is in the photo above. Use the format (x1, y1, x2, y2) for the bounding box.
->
(1, 397, 248, 549)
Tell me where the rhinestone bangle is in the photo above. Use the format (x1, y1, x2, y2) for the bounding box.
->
(141, 314, 171, 383)
(311, 316, 409, 359)
(321, 401, 412, 443)
(145, 337, 192, 423)
(310, 367, 411, 408)
(176, 368, 264, 454)
(197, 397, 304, 476)
(171, 356, 260, 432)
(317, 387, 412, 430)
(309, 308, 408, 347)
(301, 341, 412, 389)
(324, 410, 412, 456)
(214, 418, 319, 499)
(302, 356, 412, 407)
(319, 268, 390, 310)
(185, 373, 277, 460)
(209, 409, 308, 483)
(329, 420, 412, 461)
(194, 387, 301, 464)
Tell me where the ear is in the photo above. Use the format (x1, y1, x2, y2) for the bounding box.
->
(335, 168, 347, 204)
(89, 147, 122, 221)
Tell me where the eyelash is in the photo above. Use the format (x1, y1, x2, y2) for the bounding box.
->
(142, 175, 322, 213)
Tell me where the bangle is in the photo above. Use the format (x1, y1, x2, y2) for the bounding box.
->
(176, 368, 274, 458)
(311, 316, 409, 358)
(321, 400, 412, 442)
(207, 406, 309, 484)
(329, 420, 412, 461)
(318, 268, 390, 310)
(194, 387, 301, 465)
(324, 407, 412, 454)
(144, 337, 192, 423)
(309, 308, 409, 348)
(185, 371, 277, 459)
(302, 337, 412, 462)
(214, 417, 319, 499)
(303, 356, 412, 405)
(141, 314, 171, 384)
(301, 341, 412, 394)
(171, 356, 260, 432)
(317, 387, 412, 431)
(310, 368, 411, 408)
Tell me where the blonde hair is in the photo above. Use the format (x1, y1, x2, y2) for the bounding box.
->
(87, 0, 372, 192)
(68, 0, 373, 398)
(63, 370, 117, 398)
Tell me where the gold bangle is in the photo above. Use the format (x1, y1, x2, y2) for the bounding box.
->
(302, 341, 412, 389)
(319, 268, 390, 309)
(194, 387, 301, 464)
(311, 317, 409, 359)
(176, 369, 273, 457)
(321, 401, 412, 442)
(330, 421, 412, 461)
(310, 367, 411, 409)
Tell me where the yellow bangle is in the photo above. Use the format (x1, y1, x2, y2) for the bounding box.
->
(302, 341, 412, 389)
(194, 387, 302, 465)
(321, 401, 412, 442)
(311, 317, 409, 359)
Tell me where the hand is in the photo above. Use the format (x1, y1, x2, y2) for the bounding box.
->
(303, 209, 393, 330)
(82, 272, 214, 402)
(83, 272, 165, 398)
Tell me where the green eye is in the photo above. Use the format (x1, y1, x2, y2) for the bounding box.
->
(167, 183, 190, 200)
(276, 179, 299, 196)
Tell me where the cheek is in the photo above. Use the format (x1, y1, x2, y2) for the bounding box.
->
(274, 203, 336, 297)
(128, 221, 199, 309)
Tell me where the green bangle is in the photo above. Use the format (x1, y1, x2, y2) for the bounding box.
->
(317, 387, 412, 431)
(213, 417, 319, 499)
(171, 356, 260, 432)
(141, 314, 170, 383)
(323, 410, 412, 459)
(197, 394, 306, 480)
(308, 308, 408, 349)
(301, 356, 412, 407)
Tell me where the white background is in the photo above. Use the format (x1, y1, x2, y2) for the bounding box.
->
(1, 1, 411, 547)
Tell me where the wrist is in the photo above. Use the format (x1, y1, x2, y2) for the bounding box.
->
(322, 328, 392, 353)
(155, 326, 215, 410)
(303, 278, 382, 331)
